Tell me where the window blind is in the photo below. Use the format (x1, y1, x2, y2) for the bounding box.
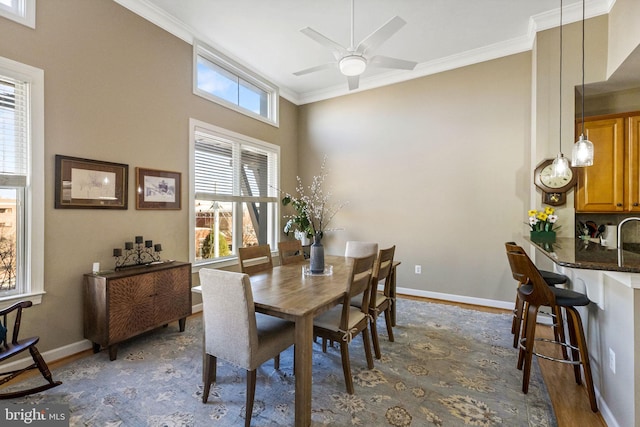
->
(0, 76, 28, 186)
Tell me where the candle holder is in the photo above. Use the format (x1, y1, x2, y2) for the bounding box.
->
(113, 236, 163, 270)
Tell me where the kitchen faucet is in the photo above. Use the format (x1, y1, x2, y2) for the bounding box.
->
(617, 217, 640, 249)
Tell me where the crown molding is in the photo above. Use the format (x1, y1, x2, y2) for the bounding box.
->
(114, 0, 614, 106)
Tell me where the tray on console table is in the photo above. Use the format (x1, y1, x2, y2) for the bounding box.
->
(83, 261, 192, 360)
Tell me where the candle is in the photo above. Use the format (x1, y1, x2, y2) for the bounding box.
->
(125, 242, 133, 250)
(135, 236, 143, 244)
(113, 248, 122, 257)
(145, 240, 153, 248)
(154, 244, 162, 252)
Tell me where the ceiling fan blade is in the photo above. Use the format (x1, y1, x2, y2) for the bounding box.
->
(347, 75, 360, 91)
(300, 27, 348, 59)
(293, 62, 336, 76)
(369, 55, 417, 71)
(355, 16, 406, 56)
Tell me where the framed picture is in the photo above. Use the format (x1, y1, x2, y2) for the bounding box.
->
(55, 155, 128, 209)
(136, 167, 181, 210)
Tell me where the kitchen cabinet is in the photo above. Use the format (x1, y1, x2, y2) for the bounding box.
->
(83, 261, 192, 360)
(575, 113, 640, 212)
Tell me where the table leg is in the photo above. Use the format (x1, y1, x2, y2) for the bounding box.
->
(294, 315, 313, 427)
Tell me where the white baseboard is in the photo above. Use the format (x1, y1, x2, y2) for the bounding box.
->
(0, 339, 93, 372)
(396, 286, 514, 311)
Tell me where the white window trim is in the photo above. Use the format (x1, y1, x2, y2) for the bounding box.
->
(189, 118, 280, 272)
(0, 0, 36, 29)
(0, 56, 44, 307)
(193, 40, 279, 127)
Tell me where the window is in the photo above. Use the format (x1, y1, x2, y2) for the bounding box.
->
(193, 41, 279, 127)
(0, 56, 44, 305)
(0, 0, 35, 28)
(190, 119, 279, 266)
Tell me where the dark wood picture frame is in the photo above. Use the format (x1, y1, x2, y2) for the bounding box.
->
(135, 167, 181, 210)
(55, 155, 128, 209)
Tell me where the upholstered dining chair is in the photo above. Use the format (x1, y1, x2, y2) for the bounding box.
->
(277, 240, 305, 265)
(0, 301, 62, 399)
(345, 241, 378, 258)
(505, 242, 568, 354)
(313, 254, 376, 394)
(238, 244, 273, 275)
(351, 246, 396, 359)
(506, 249, 598, 412)
(199, 268, 295, 426)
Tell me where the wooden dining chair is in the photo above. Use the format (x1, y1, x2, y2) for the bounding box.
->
(0, 301, 62, 399)
(313, 254, 376, 394)
(278, 240, 305, 265)
(238, 244, 273, 275)
(199, 268, 295, 427)
(506, 249, 597, 412)
(352, 246, 396, 359)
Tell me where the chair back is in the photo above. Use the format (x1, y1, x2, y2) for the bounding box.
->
(370, 246, 396, 308)
(199, 268, 257, 369)
(278, 240, 305, 265)
(505, 241, 528, 284)
(238, 244, 273, 275)
(345, 241, 378, 258)
(340, 254, 376, 330)
(506, 250, 556, 307)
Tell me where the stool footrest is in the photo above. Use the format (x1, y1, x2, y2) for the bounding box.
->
(519, 337, 581, 365)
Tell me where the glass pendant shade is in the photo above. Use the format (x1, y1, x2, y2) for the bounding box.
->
(571, 134, 594, 166)
(551, 152, 571, 179)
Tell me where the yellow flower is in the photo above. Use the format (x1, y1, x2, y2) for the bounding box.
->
(537, 212, 548, 221)
(528, 209, 537, 217)
(544, 206, 555, 215)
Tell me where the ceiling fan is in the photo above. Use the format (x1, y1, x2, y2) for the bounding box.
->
(293, 0, 417, 90)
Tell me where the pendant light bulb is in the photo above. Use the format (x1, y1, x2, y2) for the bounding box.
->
(551, 152, 571, 179)
(572, 134, 594, 166)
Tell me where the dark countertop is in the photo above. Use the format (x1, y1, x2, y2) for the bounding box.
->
(526, 237, 640, 273)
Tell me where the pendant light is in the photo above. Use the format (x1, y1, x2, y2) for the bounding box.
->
(571, 0, 594, 166)
(551, 0, 571, 179)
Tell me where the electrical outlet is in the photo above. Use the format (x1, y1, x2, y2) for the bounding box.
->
(609, 348, 616, 374)
(415, 265, 421, 274)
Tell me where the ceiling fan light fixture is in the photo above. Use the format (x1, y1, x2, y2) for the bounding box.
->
(339, 55, 367, 76)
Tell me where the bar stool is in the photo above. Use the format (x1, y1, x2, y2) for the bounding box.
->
(505, 242, 568, 350)
(506, 249, 598, 412)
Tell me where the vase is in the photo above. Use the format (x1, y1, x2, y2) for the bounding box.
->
(530, 230, 556, 243)
(310, 233, 325, 274)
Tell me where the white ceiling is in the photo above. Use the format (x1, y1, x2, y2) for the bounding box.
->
(116, 0, 616, 104)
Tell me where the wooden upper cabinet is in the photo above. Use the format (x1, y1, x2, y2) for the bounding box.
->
(575, 113, 640, 212)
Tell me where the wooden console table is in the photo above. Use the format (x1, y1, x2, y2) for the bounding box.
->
(83, 261, 192, 360)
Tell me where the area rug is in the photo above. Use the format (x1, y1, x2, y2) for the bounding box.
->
(2, 299, 556, 426)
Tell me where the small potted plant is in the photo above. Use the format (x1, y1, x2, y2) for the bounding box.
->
(282, 196, 313, 245)
(528, 207, 559, 242)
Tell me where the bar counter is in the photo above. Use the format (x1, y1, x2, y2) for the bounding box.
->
(524, 236, 640, 427)
(527, 236, 640, 274)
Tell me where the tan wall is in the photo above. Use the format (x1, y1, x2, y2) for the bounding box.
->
(607, 0, 640, 77)
(0, 0, 298, 353)
(532, 15, 609, 226)
(297, 53, 532, 303)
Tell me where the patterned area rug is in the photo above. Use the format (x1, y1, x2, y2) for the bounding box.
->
(3, 299, 556, 426)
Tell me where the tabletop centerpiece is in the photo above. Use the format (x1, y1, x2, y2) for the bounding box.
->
(281, 157, 347, 274)
(528, 207, 559, 243)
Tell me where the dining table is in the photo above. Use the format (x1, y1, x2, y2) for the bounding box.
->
(193, 254, 402, 426)
(247, 254, 354, 426)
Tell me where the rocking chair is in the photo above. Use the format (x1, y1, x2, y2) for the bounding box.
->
(0, 301, 61, 398)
